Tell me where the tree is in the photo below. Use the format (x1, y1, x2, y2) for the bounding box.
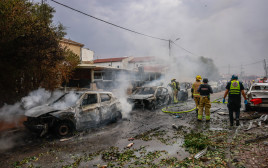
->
(0, 0, 80, 105)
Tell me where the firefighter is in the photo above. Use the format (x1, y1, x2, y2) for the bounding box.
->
(170, 79, 179, 103)
(197, 78, 213, 121)
(191, 75, 202, 114)
(223, 75, 247, 126)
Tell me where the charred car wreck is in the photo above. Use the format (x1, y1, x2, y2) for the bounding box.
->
(128, 86, 171, 110)
(24, 91, 122, 137)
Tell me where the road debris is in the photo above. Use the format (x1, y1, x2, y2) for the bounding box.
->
(194, 147, 208, 159)
(217, 112, 229, 115)
(245, 135, 268, 144)
(210, 108, 221, 113)
(127, 143, 134, 148)
(128, 138, 134, 141)
(245, 121, 253, 131)
(60, 137, 73, 142)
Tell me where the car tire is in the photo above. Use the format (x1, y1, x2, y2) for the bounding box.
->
(54, 120, 74, 137)
(111, 111, 122, 122)
(245, 104, 252, 112)
(149, 101, 156, 111)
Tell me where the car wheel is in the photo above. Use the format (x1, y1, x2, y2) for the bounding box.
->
(150, 101, 156, 111)
(54, 120, 74, 137)
(245, 104, 251, 112)
(111, 111, 122, 122)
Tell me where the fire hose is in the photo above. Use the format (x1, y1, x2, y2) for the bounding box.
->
(161, 97, 227, 114)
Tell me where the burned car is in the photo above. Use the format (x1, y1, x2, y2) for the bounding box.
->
(24, 91, 122, 137)
(245, 83, 268, 111)
(128, 86, 171, 110)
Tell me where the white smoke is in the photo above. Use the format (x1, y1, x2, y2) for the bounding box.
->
(51, 91, 80, 110)
(0, 103, 24, 122)
(112, 72, 133, 119)
(0, 88, 65, 122)
(21, 88, 52, 110)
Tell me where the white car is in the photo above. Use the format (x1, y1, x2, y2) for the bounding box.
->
(246, 83, 268, 111)
(24, 91, 122, 137)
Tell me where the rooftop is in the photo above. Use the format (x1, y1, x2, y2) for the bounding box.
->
(60, 38, 84, 47)
(93, 57, 128, 63)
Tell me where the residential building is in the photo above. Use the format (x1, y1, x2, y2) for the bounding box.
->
(93, 57, 133, 69)
(60, 38, 94, 63)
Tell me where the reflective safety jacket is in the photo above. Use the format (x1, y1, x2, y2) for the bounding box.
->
(171, 81, 178, 91)
(192, 81, 201, 97)
(229, 80, 241, 95)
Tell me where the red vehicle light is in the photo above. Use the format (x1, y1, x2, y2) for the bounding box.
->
(250, 98, 262, 105)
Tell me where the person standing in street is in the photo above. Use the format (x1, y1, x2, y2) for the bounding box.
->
(191, 75, 202, 114)
(223, 75, 247, 126)
(170, 79, 179, 103)
(197, 78, 213, 121)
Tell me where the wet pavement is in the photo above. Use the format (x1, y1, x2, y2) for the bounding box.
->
(0, 91, 267, 167)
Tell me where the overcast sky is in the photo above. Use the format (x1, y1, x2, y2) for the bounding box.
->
(34, 0, 268, 76)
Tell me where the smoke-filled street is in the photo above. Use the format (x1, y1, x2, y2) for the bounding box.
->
(1, 0, 268, 167)
(0, 91, 267, 167)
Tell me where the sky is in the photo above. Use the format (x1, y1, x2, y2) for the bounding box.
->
(34, 0, 268, 76)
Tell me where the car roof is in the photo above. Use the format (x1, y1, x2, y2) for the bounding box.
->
(252, 83, 268, 86)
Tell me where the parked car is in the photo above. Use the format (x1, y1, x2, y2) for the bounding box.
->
(128, 86, 171, 110)
(246, 83, 268, 111)
(24, 91, 122, 137)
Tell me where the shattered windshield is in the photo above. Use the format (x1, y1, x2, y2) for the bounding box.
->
(50, 92, 82, 110)
(134, 87, 156, 95)
(252, 85, 268, 91)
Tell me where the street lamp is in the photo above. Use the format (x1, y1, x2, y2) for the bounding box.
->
(169, 37, 180, 57)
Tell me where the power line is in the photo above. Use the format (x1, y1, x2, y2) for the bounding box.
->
(171, 41, 197, 56)
(51, 0, 169, 42)
(220, 60, 263, 68)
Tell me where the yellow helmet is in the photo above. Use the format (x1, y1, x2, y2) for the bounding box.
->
(171, 78, 176, 81)
(196, 75, 202, 80)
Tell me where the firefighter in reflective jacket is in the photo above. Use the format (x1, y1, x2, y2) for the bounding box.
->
(197, 78, 213, 121)
(171, 79, 179, 103)
(223, 75, 247, 126)
(191, 75, 202, 113)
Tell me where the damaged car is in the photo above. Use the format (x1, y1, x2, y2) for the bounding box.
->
(24, 91, 122, 137)
(245, 83, 268, 111)
(128, 86, 171, 110)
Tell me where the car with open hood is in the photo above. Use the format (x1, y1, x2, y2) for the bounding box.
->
(127, 86, 171, 110)
(24, 91, 122, 137)
(246, 83, 268, 111)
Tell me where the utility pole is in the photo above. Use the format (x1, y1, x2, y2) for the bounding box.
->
(168, 38, 180, 57)
(169, 40, 171, 57)
(240, 64, 244, 80)
(264, 59, 267, 77)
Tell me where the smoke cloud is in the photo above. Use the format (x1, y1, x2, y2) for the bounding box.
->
(41, 0, 268, 76)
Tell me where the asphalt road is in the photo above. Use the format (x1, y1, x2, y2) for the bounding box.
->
(0, 91, 267, 167)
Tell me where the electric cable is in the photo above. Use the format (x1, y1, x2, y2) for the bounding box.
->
(171, 41, 198, 56)
(51, 0, 169, 42)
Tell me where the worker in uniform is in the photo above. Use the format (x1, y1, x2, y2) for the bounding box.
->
(223, 75, 247, 126)
(191, 75, 202, 114)
(197, 78, 213, 121)
(170, 79, 179, 103)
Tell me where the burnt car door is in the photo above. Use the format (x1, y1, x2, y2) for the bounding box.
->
(156, 87, 169, 105)
(77, 93, 101, 129)
(99, 93, 117, 123)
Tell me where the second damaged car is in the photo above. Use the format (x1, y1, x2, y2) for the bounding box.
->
(24, 91, 122, 137)
(128, 86, 171, 110)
